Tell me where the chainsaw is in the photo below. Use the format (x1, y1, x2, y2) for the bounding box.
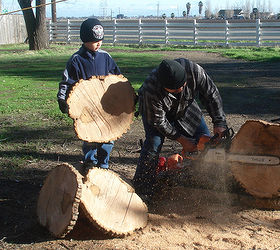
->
(156, 127, 280, 174)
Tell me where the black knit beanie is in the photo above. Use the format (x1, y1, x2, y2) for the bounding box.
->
(158, 59, 187, 89)
(80, 18, 104, 43)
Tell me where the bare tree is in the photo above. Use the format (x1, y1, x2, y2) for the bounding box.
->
(205, 0, 211, 19)
(261, 0, 266, 12)
(267, 0, 271, 12)
(18, 0, 49, 50)
(244, 0, 251, 12)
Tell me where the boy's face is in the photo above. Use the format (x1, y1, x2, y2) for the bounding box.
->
(84, 40, 103, 52)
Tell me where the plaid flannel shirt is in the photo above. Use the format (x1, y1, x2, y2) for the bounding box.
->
(138, 58, 227, 140)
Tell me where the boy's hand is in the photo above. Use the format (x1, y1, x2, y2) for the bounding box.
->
(58, 99, 69, 114)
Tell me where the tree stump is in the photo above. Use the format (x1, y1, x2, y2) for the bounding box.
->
(67, 75, 135, 143)
(230, 120, 280, 199)
(37, 163, 148, 238)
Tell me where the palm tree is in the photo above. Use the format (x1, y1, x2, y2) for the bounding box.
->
(171, 12, 175, 19)
(183, 10, 187, 17)
(186, 2, 191, 17)
(198, 1, 203, 15)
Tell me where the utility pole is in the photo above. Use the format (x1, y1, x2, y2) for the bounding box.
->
(51, 0, 57, 22)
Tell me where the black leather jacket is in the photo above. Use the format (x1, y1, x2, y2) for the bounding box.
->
(138, 58, 227, 140)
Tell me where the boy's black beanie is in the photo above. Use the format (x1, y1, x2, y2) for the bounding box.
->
(80, 18, 104, 43)
(158, 59, 187, 89)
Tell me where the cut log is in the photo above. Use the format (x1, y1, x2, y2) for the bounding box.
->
(37, 163, 83, 238)
(37, 164, 148, 238)
(80, 168, 148, 237)
(67, 75, 135, 143)
(230, 120, 280, 199)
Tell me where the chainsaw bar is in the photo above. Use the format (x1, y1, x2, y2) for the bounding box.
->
(203, 148, 280, 165)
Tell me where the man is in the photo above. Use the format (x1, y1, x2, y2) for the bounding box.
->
(133, 58, 227, 202)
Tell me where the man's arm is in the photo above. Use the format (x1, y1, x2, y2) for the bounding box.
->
(195, 64, 227, 130)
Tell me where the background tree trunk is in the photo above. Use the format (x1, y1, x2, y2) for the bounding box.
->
(18, 0, 36, 50)
(35, 0, 49, 50)
(51, 0, 57, 22)
(18, 0, 49, 50)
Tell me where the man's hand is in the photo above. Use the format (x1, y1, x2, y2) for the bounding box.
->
(58, 99, 69, 114)
(176, 135, 197, 155)
(213, 126, 227, 139)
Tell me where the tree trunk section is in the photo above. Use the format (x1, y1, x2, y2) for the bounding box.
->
(80, 168, 148, 237)
(230, 120, 280, 198)
(37, 163, 148, 238)
(67, 75, 135, 143)
(37, 163, 83, 238)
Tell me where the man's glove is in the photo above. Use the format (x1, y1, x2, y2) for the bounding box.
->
(58, 99, 69, 114)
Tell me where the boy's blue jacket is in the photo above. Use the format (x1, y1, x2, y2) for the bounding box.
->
(57, 45, 121, 101)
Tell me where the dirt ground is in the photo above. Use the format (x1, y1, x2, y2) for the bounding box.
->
(1, 50, 280, 250)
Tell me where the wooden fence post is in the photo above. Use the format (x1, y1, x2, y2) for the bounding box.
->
(67, 19, 71, 44)
(256, 18, 261, 47)
(113, 19, 117, 45)
(193, 19, 197, 46)
(225, 20, 229, 47)
(164, 19, 169, 45)
(49, 20, 53, 43)
(138, 18, 143, 45)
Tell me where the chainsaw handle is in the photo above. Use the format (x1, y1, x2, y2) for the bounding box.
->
(213, 127, 234, 140)
(222, 127, 234, 139)
(208, 127, 234, 147)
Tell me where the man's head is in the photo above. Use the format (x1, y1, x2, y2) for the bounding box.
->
(80, 18, 104, 51)
(158, 59, 187, 92)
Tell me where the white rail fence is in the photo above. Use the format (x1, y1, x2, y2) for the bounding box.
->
(48, 18, 280, 47)
(1, 16, 280, 47)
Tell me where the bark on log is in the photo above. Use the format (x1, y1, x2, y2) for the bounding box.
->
(67, 75, 135, 143)
(37, 163, 83, 238)
(37, 163, 148, 238)
(80, 168, 148, 237)
(230, 120, 280, 199)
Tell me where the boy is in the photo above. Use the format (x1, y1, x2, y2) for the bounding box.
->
(57, 18, 121, 170)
